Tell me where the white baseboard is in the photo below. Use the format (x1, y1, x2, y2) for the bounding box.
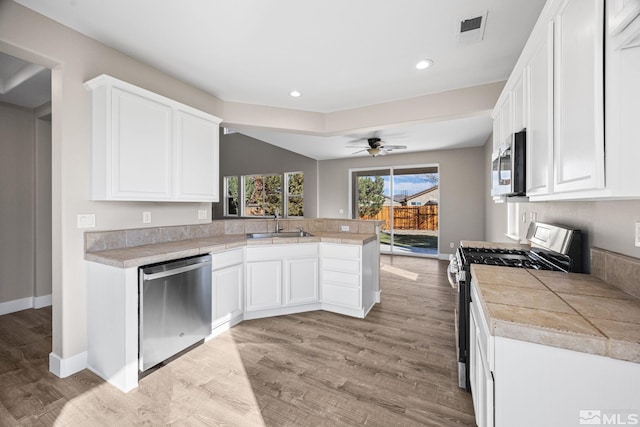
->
(0, 297, 33, 316)
(34, 294, 52, 309)
(0, 294, 53, 315)
(49, 351, 87, 378)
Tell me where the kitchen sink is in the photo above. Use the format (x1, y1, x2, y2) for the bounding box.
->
(246, 231, 314, 239)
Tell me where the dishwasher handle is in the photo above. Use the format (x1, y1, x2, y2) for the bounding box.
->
(142, 256, 212, 281)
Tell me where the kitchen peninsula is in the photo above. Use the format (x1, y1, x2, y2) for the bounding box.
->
(84, 218, 381, 392)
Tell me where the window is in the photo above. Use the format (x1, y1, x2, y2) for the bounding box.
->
(285, 172, 304, 217)
(223, 172, 303, 217)
(409, 201, 422, 206)
(224, 176, 239, 216)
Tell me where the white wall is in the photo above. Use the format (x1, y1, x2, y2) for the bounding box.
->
(318, 146, 486, 256)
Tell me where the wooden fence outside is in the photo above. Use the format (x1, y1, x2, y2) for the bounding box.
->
(360, 204, 438, 231)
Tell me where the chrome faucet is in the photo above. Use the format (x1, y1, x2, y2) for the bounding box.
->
(274, 209, 282, 233)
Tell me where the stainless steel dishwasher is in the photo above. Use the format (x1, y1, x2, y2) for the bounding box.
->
(139, 254, 212, 372)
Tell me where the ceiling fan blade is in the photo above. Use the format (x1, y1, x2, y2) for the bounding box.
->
(345, 145, 369, 148)
(352, 149, 368, 154)
(382, 145, 407, 150)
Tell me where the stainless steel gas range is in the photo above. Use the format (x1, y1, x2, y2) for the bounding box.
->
(447, 221, 584, 391)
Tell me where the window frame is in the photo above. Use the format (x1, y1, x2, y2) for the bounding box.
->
(223, 171, 304, 218)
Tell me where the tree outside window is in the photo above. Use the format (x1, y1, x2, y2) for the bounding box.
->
(244, 174, 282, 216)
(225, 176, 239, 216)
(286, 172, 304, 217)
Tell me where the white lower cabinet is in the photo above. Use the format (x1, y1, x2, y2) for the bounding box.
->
(471, 279, 640, 427)
(211, 249, 244, 329)
(321, 241, 379, 318)
(285, 257, 319, 305)
(245, 244, 319, 315)
(470, 281, 494, 427)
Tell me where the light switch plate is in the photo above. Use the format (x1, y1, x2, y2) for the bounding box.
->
(635, 221, 640, 247)
(142, 211, 152, 224)
(341, 225, 350, 232)
(77, 213, 96, 229)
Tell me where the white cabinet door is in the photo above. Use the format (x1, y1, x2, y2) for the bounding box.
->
(511, 73, 527, 134)
(174, 109, 219, 201)
(553, 0, 605, 193)
(285, 257, 319, 305)
(212, 263, 243, 327)
(246, 260, 282, 311)
(111, 87, 173, 200)
(85, 74, 221, 202)
(526, 22, 554, 196)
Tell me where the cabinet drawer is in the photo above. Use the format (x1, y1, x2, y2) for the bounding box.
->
(322, 283, 360, 308)
(323, 257, 360, 274)
(323, 244, 360, 260)
(211, 249, 243, 270)
(322, 270, 360, 287)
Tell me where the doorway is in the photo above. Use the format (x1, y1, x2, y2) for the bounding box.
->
(351, 165, 439, 257)
(0, 51, 53, 313)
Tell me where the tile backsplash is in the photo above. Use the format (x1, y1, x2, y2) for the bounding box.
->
(85, 218, 382, 252)
(591, 248, 640, 299)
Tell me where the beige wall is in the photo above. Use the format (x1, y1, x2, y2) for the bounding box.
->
(0, 1, 227, 363)
(318, 146, 486, 257)
(214, 131, 318, 218)
(0, 102, 36, 303)
(483, 139, 640, 270)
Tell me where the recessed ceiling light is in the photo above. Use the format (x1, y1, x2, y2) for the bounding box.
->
(416, 59, 433, 70)
(290, 90, 302, 97)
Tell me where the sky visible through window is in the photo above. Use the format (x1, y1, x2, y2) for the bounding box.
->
(382, 173, 438, 197)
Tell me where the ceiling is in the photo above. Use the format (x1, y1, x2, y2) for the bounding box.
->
(0, 51, 51, 108)
(8, 0, 547, 159)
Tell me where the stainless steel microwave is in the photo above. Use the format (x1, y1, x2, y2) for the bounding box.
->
(491, 130, 526, 196)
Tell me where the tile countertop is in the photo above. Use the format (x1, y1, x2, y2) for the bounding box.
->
(85, 232, 378, 269)
(471, 264, 640, 364)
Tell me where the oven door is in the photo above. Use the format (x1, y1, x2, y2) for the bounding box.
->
(448, 252, 470, 391)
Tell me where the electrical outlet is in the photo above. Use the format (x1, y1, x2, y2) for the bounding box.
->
(450, 242, 455, 249)
(530, 212, 538, 222)
(77, 213, 96, 228)
(197, 209, 207, 220)
(635, 221, 640, 247)
(341, 225, 350, 232)
(142, 211, 152, 224)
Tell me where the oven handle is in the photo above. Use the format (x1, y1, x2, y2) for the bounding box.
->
(447, 255, 458, 288)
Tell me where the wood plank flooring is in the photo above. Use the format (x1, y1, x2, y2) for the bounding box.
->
(0, 255, 476, 426)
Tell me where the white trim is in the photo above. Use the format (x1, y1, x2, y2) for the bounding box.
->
(34, 294, 52, 309)
(0, 297, 33, 315)
(0, 294, 53, 315)
(49, 351, 87, 378)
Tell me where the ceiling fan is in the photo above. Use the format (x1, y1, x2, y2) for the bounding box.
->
(346, 135, 407, 157)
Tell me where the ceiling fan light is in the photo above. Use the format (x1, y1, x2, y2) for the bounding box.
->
(367, 148, 381, 156)
(289, 90, 302, 97)
(416, 59, 433, 70)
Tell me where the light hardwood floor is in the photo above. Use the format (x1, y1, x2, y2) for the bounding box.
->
(0, 255, 476, 426)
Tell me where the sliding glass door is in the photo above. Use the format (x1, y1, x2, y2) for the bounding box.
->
(352, 165, 439, 256)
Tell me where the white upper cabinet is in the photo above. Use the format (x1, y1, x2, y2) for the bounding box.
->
(85, 75, 222, 202)
(108, 87, 173, 200)
(491, 0, 631, 201)
(174, 109, 220, 201)
(526, 22, 554, 196)
(553, 0, 605, 194)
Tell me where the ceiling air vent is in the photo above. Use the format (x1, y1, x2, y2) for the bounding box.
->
(456, 11, 488, 45)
